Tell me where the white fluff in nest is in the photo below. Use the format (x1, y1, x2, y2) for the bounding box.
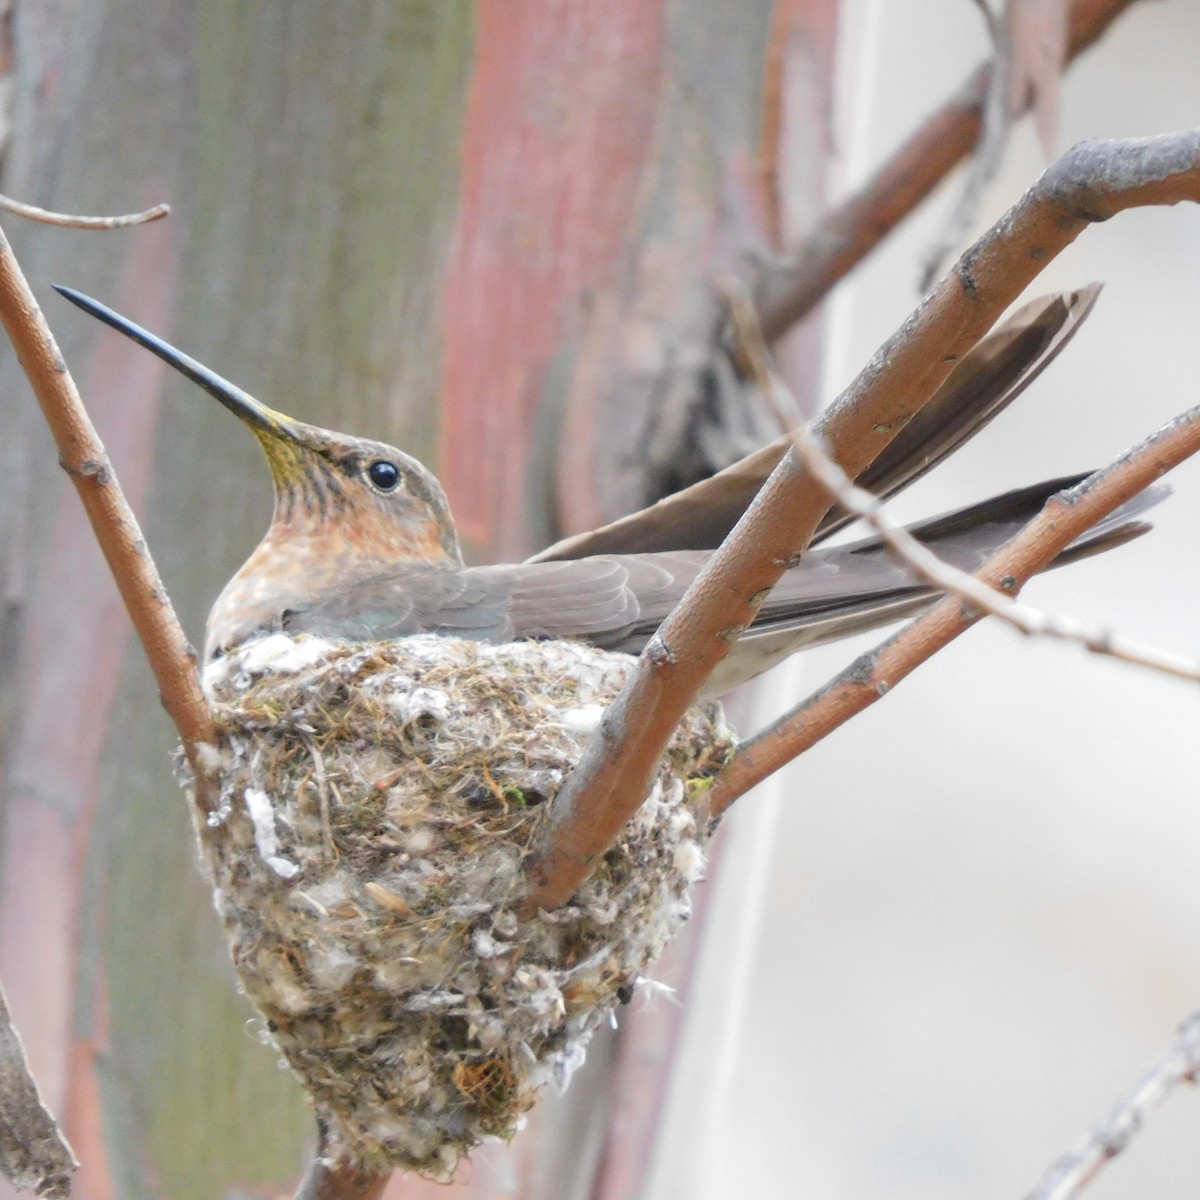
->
(188, 634, 733, 1178)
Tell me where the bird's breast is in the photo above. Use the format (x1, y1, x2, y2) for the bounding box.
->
(205, 519, 458, 660)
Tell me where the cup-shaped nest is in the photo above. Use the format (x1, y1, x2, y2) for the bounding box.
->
(190, 633, 733, 1178)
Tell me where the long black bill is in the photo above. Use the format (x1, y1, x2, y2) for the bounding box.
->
(54, 285, 300, 440)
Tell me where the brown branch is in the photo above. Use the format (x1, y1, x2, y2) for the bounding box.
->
(522, 128, 1200, 913)
(1024, 1011, 1200, 1200)
(755, 0, 1143, 341)
(708, 397, 1200, 817)
(0, 222, 218, 805)
(0, 194, 170, 229)
(0, 206, 379, 1200)
(0, 981, 76, 1198)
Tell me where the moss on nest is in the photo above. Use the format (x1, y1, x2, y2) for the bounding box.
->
(188, 633, 733, 1178)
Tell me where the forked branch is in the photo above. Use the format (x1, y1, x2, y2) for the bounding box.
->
(524, 129, 1200, 913)
(707, 398, 1200, 817)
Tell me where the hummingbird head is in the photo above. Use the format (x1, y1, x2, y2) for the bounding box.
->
(55, 286, 463, 658)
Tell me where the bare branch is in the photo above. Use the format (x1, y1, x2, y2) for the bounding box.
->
(728, 271, 1198, 687)
(715, 276, 803, 435)
(0, 981, 76, 1199)
(0, 205, 384, 1200)
(0, 194, 170, 229)
(1024, 1012, 1200, 1200)
(708, 396, 1200, 817)
(522, 128, 1200, 911)
(755, 0, 1143, 341)
(0, 222, 219, 806)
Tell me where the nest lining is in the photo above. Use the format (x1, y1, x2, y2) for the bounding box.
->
(190, 633, 733, 1178)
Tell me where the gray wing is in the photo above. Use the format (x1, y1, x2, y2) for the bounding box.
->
(508, 476, 1159, 662)
(282, 475, 1161, 692)
(278, 555, 662, 646)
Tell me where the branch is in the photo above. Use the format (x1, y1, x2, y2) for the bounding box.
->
(0, 207, 377, 1200)
(522, 128, 1200, 912)
(707, 396, 1200, 817)
(1024, 1012, 1200, 1200)
(0, 195, 169, 229)
(0, 222, 219, 805)
(754, 0, 1143, 341)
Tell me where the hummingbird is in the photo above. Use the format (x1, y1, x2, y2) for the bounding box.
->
(55, 285, 1159, 694)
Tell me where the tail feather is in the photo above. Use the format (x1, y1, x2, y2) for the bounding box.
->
(532, 286, 1101, 562)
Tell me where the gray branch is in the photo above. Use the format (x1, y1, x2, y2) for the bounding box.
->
(0, 982, 76, 1198)
(1025, 1012, 1200, 1200)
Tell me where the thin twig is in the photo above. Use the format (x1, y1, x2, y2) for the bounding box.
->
(1024, 1012, 1200, 1200)
(0, 193, 170, 229)
(716, 277, 804, 435)
(755, 0, 1143, 341)
(707, 398, 1200, 817)
(522, 128, 1200, 911)
(0, 221, 218, 807)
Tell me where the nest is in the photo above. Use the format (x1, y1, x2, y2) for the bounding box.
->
(188, 632, 733, 1178)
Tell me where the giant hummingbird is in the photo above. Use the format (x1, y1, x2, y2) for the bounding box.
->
(55, 285, 1159, 695)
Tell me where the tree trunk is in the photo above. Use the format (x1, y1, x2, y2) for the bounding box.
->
(0, 2, 836, 1197)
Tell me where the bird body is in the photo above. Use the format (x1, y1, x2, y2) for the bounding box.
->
(55, 285, 1159, 693)
(243, 475, 1144, 695)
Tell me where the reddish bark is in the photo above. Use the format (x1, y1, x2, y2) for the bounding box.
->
(440, 2, 668, 559)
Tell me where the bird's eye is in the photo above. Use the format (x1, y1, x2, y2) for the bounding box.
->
(367, 460, 401, 492)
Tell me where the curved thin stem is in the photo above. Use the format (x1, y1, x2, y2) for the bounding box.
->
(0, 194, 170, 229)
(0, 222, 218, 804)
(1024, 1012, 1200, 1200)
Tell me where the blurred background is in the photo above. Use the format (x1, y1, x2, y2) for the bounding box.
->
(0, 2, 1196, 1198)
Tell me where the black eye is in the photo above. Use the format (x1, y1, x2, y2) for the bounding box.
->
(367, 460, 401, 492)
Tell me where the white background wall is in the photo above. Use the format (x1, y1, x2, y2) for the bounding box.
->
(651, 2, 1200, 1197)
